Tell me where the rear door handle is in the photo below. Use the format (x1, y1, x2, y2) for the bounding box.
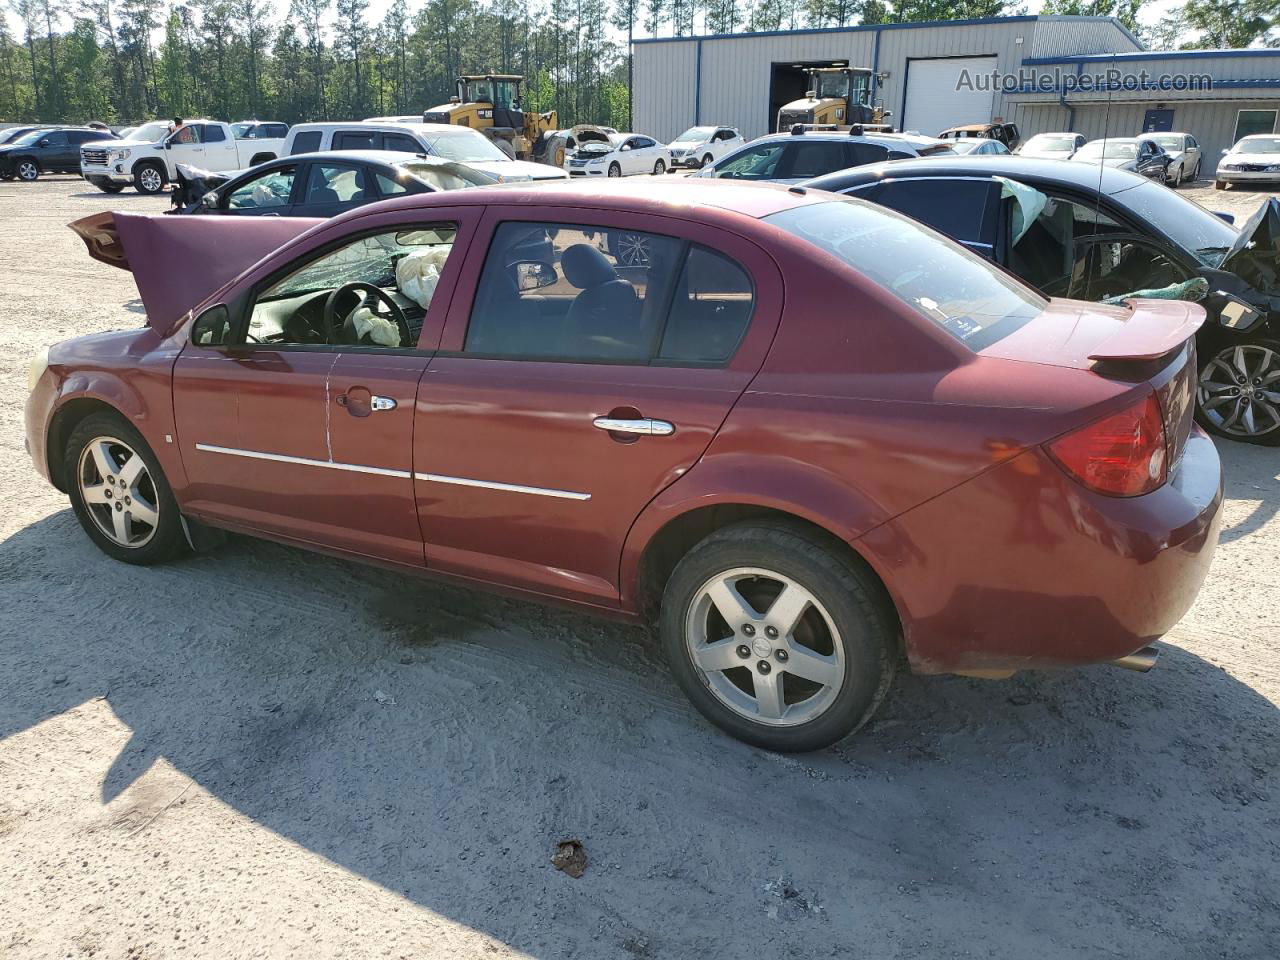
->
(592, 417, 674, 436)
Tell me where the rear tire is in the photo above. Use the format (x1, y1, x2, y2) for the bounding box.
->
(1215, 179, 1227, 190)
(1196, 337, 1280, 446)
(660, 521, 897, 752)
(65, 412, 188, 564)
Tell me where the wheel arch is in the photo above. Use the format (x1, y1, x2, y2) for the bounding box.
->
(249, 152, 276, 166)
(624, 498, 901, 643)
(13, 153, 39, 171)
(45, 379, 149, 492)
(131, 157, 166, 179)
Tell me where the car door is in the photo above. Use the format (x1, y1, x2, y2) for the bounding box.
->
(166, 125, 207, 170)
(412, 206, 784, 605)
(707, 141, 787, 180)
(218, 163, 300, 216)
(776, 140, 855, 183)
(199, 123, 238, 169)
(63, 131, 102, 170)
(293, 160, 378, 218)
(33, 130, 68, 170)
(172, 209, 477, 565)
(1184, 135, 1201, 175)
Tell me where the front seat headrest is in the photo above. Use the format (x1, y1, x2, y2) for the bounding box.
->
(561, 243, 618, 288)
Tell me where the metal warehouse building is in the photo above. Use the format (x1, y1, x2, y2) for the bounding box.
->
(633, 15, 1280, 163)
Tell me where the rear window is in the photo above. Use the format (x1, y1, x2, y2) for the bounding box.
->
(765, 200, 1045, 350)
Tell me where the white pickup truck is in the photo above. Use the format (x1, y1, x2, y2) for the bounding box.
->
(81, 119, 288, 195)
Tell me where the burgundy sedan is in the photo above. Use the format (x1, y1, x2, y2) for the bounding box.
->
(27, 181, 1222, 751)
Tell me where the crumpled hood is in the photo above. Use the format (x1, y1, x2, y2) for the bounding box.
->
(68, 211, 319, 335)
(1221, 196, 1280, 294)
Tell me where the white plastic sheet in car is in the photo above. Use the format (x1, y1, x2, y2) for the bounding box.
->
(994, 176, 1047, 245)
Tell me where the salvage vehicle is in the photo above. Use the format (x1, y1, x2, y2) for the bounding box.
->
(1072, 137, 1174, 184)
(806, 155, 1280, 444)
(938, 122, 1020, 150)
(169, 152, 501, 216)
(566, 133, 671, 177)
(666, 126, 745, 169)
(421, 74, 561, 166)
(692, 128, 953, 184)
(31, 180, 1222, 751)
(1149, 132, 1202, 186)
(0, 127, 117, 182)
(1016, 132, 1086, 160)
(1215, 134, 1280, 189)
(283, 122, 569, 182)
(80, 119, 286, 195)
(776, 66, 891, 133)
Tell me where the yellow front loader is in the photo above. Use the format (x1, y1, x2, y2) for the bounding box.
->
(423, 74, 562, 165)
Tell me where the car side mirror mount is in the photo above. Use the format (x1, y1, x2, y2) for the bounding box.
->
(37, 138, 50, 147)
(190, 304, 233, 347)
(1214, 293, 1263, 332)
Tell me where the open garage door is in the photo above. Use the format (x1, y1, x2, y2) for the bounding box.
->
(902, 56, 997, 137)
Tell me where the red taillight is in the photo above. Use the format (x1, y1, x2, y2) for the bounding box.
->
(1046, 392, 1168, 497)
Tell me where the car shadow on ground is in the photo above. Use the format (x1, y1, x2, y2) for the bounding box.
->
(2, 499, 1278, 957)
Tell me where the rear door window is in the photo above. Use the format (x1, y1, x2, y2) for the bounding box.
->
(714, 142, 786, 180)
(782, 141, 852, 179)
(289, 130, 323, 155)
(334, 130, 377, 150)
(658, 248, 754, 364)
(383, 133, 422, 153)
(203, 124, 226, 143)
(849, 142, 890, 165)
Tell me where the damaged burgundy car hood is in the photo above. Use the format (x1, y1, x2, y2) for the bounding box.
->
(69, 212, 320, 335)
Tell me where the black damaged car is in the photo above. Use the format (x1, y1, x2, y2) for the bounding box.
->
(806, 156, 1280, 445)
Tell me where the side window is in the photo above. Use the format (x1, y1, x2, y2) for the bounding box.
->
(636, 137, 656, 149)
(261, 123, 288, 138)
(42, 131, 67, 145)
(871, 178, 997, 246)
(1187, 135, 1199, 149)
(245, 224, 458, 348)
(171, 125, 200, 145)
(334, 130, 377, 150)
(1010, 195, 1123, 295)
(70, 131, 100, 145)
(1075, 239, 1189, 301)
(464, 222, 683, 362)
(203, 124, 226, 143)
(887, 149, 914, 161)
(714, 142, 786, 179)
(658, 247, 754, 364)
(376, 172, 411, 196)
(383, 133, 421, 153)
(784, 141, 853, 179)
(301, 163, 373, 204)
(290, 130, 322, 155)
(225, 165, 297, 210)
(849, 142, 890, 165)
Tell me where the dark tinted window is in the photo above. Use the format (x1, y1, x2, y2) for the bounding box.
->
(40, 131, 67, 145)
(715, 142, 786, 180)
(69, 130, 103, 144)
(465, 222, 682, 362)
(203, 124, 226, 143)
(301, 163, 372, 205)
(290, 130, 322, 155)
(869, 178, 996, 245)
(785, 141, 851, 179)
(849, 142, 890, 165)
(658, 248, 754, 363)
(383, 132, 421, 153)
(887, 149, 913, 161)
(260, 123, 288, 138)
(334, 130, 377, 150)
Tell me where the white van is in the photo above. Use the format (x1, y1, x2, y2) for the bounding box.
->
(283, 122, 569, 182)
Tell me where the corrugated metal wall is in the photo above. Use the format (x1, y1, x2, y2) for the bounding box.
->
(633, 17, 1143, 143)
(1071, 99, 1280, 166)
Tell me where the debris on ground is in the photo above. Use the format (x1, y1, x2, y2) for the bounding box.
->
(763, 876, 826, 920)
(551, 839, 587, 878)
(372, 690, 396, 705)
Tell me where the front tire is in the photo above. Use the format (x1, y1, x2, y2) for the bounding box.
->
(16, 160, 38, 182)
(702, 153, 714, 168)
(65, 412, 188, 564)
(1196, 338, 1280, 445)
(608, 162, 621, 178)
(134, 162, 167, 195)
(652, 159, 666, 175)
(660, 521, 897, 752)
(1215, 179, 1228, 190)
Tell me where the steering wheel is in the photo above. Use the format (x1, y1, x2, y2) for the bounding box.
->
(322, 281, 412, 347)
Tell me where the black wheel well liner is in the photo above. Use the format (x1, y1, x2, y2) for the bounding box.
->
(46, 398, 118, 492)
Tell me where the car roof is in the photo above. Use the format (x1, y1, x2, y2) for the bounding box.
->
(803, 154, 1152, 196)
(288, 121, 462, 135)
(354, 177, 827, 222)
(1026, 131, 1078, 138)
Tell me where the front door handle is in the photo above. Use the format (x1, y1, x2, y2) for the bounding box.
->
(592, 417, 674, 436)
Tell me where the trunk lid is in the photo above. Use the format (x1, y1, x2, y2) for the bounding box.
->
(69, 211, 318, 336)
(984, 297, 1203, 472)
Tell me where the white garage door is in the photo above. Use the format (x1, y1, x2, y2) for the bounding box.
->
(902, 56, 997, 138)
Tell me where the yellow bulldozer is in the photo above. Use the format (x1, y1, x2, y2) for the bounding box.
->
(775, 67, 892, 133)
(423, 74, 563, 165)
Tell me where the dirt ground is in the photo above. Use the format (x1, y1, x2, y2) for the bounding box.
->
(1, 176, 1278, 960)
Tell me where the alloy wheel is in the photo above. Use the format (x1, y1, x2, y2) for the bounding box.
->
(614, 232, 650, 267)
(608, 163, 621, 178)
(685, 567, 844, 727)
(1199, 343, 1280, 438)
(77, 436, 160, 548)
(138, 167, 163, 193)
(17, 161, 37, 181)
(653, 160, 665, 175)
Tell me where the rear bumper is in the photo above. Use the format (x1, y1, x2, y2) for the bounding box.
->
(857, 427, 1223, 674)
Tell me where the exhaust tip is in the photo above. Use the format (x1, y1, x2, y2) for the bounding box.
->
(1110, 645, 1160, 672)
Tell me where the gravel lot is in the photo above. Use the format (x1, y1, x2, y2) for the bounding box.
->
(1, 176, 1278, 960)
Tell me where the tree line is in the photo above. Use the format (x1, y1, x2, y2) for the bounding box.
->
(0, 0, 1273, 130)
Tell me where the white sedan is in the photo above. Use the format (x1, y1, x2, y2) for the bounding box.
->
(565, 133, 671, 177)
(666, 126, 745, 168)
(1215, 134, 1280, 188)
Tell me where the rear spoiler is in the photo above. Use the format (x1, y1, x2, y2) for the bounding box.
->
(69, 211, 319, 336)
(1087, 298, 1205, 363)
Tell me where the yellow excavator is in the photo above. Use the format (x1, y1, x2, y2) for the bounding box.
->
(423, 74, 562, 165)
(776, 67, 892, 133)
